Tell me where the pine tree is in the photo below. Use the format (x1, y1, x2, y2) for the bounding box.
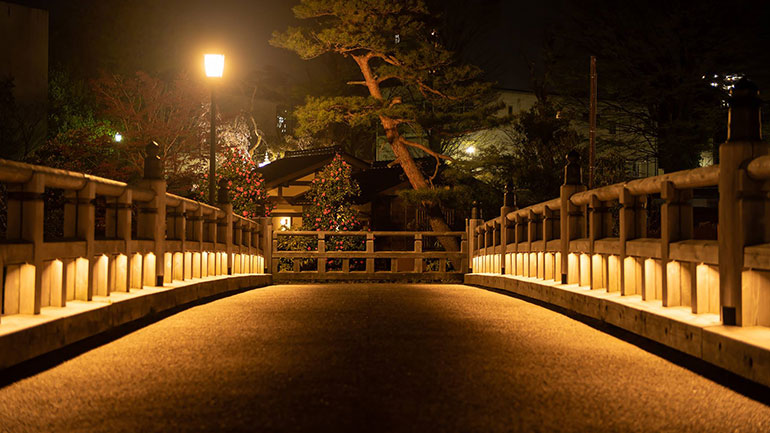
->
(272, 0, 502, 250)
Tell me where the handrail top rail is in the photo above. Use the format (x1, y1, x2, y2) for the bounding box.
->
(1, 157, 125, 188)
(477, 164, 721, 227)
(747, 154, 770, 180)
(571, 164, 719, 206)
(165, 192, 223, 215)
(505, 197, 561, 221)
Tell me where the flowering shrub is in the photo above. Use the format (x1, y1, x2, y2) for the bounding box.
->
(304, 154, 363, 235)
(278, 154, 366, 271)
(193, 145, 271, 219)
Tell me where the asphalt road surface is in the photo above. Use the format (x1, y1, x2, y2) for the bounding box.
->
(1, 283, 770, 432)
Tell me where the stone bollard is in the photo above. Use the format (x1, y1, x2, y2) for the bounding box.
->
(718, 78, 767, 326)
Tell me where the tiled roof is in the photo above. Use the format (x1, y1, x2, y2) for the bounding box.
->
(257, 146, 369, 187)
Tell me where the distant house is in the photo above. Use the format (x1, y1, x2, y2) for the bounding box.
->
(258, 146, 463, 231)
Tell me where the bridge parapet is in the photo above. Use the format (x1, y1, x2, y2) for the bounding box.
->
(471, 78, 770, 329)
(0, 144, 266, 324)
(272, 230, 467, 282)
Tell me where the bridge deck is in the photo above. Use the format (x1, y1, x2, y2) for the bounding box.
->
(1, 284, 769, 432)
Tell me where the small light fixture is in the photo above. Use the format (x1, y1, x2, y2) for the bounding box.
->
(465, 145, 476, 155)
(114, 132, 123, 142)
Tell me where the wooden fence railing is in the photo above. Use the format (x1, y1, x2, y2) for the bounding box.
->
(469, 79, 770, 327)
(272, 230, 467, 281)
(0, 143, 267, 323)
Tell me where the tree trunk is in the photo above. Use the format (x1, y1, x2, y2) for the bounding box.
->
(354, 54, 458, 253)
(384, 119, 459, 252)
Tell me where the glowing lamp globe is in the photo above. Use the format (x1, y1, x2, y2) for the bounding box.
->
(204, 54, 225, 78)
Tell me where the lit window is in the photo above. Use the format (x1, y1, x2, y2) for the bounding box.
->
(280, 217, 291, 230)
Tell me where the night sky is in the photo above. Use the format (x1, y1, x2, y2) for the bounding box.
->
(14, 0, 556, 90)
(9, 0, 770, 93)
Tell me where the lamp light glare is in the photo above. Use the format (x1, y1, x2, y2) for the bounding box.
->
(114, 132, 122, 142)
(465, 146, 476, 155)
(204, 54, 225, 78)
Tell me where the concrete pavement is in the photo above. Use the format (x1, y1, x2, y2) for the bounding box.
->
(1, 283, 769, 432)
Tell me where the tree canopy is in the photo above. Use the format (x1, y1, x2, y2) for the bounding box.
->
(272, 0, 502, 240)
(550, 0, 770, 173)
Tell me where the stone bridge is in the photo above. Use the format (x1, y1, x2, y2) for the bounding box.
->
(0, 81, 769, 431)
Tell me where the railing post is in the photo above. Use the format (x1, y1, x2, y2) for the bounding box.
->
(514, 213, 524, 275)
(22, 173, 44, 314)
(414, 233, 423, 273)
(527, 209, 537, 277)
(193, 207, 204, 278)
(78, 181, 96, 299)
(318, 233, 326, 273)
(218, 178, 233, 275)
(270, 229, 278, 274)
(588, 195, 603, 289)
(366, 232, 374, 273)
(560, 150, 586, 284)
(115, 189, 132, 292)
(718, 78, 767, 326)
(661, 181, 693, 306)
(500, 184, 513, 274)
(467, 201, 482, 272)
(262, 217, 272, 274)
(136, 142, 166, 287)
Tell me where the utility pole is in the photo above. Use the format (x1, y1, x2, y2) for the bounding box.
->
(589, 56, 597, 189)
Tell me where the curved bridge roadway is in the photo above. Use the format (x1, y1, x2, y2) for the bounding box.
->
(1, 284, 769, 432)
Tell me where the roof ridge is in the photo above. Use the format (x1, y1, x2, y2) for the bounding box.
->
(283, 145, 344, 158)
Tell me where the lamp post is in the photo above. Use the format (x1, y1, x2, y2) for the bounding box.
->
(204, 53, 225, 203)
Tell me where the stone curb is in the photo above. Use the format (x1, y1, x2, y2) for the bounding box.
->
(465, 273, 770, 388)
(0, 274, 272, 370)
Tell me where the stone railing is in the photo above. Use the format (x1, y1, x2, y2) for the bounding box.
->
(469, 79, 770, 328)
(0, 143, 267, 324)
(272, 230, 467, 281)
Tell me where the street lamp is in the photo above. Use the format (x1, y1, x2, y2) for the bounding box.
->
(204, 53, 225, 203)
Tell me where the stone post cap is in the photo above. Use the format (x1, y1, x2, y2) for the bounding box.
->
(564, 150, 582, 186)
(217, 178, 230, 204)
(503, 181, 514, 208)
(143, 141, 163, 180)
(471, 201, 479, 220)
(728, 78, 762, 142)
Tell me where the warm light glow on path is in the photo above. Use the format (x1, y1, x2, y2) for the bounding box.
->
(1, 284, 768, 431)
